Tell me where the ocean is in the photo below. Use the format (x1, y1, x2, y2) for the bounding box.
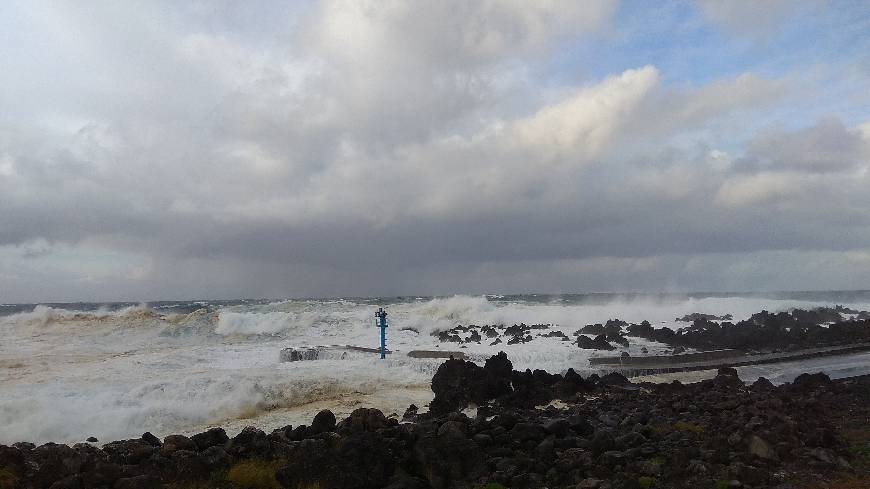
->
(2, 292, 870, 445)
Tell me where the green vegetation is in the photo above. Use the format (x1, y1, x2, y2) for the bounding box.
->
(638, 476, 655, 488)
(0, 467, 16, 489)
(224, 460, 283, 489)
(714, 480, 730, 489)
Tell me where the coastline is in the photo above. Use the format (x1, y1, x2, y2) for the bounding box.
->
(1, 353, 868, 489)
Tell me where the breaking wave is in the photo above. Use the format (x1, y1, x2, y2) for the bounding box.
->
(3, 292, 870, 444)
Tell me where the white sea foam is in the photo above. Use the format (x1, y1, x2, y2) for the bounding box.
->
(2, 294, 869, 444)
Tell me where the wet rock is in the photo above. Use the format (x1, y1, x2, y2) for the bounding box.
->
(542, 330, 570, 341)
(102, 439, 156, 465)
(751, 377, 775, 392)
(507, 334, 533, 345)
(226, 426, 270, 457)
(600, 372, 630, 386)
(190, 427, 228, 451)
(467, 330, 482, 343)
(429, 352, 513, 414)
(792, 372, 833, 390)
(311, 409, 337, 433)
(160, 435, 195, 455)
(338, 407, 391, 433)
(576, 334, 616, 350)
(141, 432, 161, 447)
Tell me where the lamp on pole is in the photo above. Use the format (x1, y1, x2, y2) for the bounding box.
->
(375, 307, 388, 359)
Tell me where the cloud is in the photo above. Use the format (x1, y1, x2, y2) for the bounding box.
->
(0, 1, 868, 300)
(714, 171, 802, 207)
(743, 118, 869, 173)
(512, 66, 659, 162)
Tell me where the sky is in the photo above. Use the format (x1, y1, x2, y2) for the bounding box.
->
(1, 0, 869, 302)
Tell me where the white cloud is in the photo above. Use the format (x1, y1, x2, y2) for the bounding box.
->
(714, 171, 801, 207)
(512, 66, 659, 162)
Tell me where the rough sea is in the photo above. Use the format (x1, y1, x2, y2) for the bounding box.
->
(3, 292, 870, 445)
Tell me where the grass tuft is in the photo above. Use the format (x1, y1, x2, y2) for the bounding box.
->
(638, 476, 655, 488)
(224, 460, 283, 489)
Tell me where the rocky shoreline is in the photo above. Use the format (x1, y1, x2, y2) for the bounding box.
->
(433, 306, 870, 354)
(1, 352, 869, 489)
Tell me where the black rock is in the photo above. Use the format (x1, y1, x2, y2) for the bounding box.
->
(82, 461, 122, 487)
(576, 334, 615, 350)
(226, 426, 270, 457)
(543, 418, 570, 438)
(311, 409, 337, 433)
(190, 427, 228, 451)
(792, 372, 833, 390)
(510, 423, 546, 442)
(590, 429, 616, 455)
(141, 432, 161, 447)
(338, 408, 391, 433)
(599, 372, 630, 386)
(568, 415, 595, 436)
(114, 475, 163, 489)
(429, 353, 514, 414)
(160, 435, 195, 455)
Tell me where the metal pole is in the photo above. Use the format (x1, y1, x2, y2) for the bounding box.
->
(375, 308, 388, 360)
(380, 318, 386, 359)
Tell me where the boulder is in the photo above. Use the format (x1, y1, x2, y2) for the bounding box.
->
(311, 409, 337, 433)
(226, 426, 270, 457)
(337, 408, 391, 433)
(747, 435, 777, 460)
(190, 427, 228, 451)
(160, 435, 195, 455)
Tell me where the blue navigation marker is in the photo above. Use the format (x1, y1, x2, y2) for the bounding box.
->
(375, 307, 388, 359)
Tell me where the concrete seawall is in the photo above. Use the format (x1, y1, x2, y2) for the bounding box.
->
(590, 349, 743, 366)
(591, 342, 870, 377)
